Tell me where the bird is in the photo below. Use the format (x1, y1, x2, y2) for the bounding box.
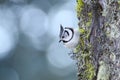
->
(59, 24, 80, 50)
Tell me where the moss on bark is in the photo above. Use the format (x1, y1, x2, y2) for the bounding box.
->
(72, 0, 120, 80)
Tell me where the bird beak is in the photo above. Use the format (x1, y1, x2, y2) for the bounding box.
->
(59, 39, 62, 43)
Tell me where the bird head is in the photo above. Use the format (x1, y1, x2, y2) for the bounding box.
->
(59, 24, 74, 43)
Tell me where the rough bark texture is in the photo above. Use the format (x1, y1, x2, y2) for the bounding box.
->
(72, 0, 120, 80)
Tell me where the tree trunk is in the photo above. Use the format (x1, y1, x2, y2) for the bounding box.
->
(72, 0, 120, 80)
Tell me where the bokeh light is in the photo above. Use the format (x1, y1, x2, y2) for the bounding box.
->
(47, 41, 74, 69)
(20, 6, 49, 50)
(0, 0, 78, 80)
(0, 8, 18, 59)
(47, 41, 77, 77)
(0, 27, 14, 59)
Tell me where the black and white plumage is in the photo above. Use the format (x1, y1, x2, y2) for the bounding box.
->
(59, 25, 80, 49)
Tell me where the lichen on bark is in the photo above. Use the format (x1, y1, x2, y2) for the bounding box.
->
(71, 0, 120, 80)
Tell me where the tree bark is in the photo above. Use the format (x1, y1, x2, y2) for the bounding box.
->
(72, 0, 120, 80)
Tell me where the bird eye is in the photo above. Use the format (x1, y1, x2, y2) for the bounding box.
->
(62, 36, 65, 38)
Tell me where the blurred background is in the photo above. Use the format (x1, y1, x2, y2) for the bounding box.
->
(0, 0, 78, 80)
